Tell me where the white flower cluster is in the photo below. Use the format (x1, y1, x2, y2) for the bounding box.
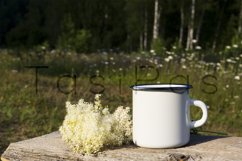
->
(59, 94, 132, 154)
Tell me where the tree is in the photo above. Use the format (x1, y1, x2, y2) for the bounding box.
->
(152, 0, 160, 41)
(126, 0, 153, 51)
(212, 0, 227, 51)
(179, 0, 185, 47)
(186, 0, 196, 50)
(0, 0, 28, 47)
(238, 0, 242, 37)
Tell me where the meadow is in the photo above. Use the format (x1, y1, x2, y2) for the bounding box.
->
(0, 47, 241, 153)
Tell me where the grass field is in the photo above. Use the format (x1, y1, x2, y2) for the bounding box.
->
(0, 49, 241, 153)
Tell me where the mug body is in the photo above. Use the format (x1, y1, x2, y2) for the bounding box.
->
(132, 84, 191, 148)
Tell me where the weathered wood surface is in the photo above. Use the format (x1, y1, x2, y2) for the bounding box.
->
(1, 131, 242, 161)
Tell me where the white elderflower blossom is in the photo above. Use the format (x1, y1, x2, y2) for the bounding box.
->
(59, 95, 132, 154)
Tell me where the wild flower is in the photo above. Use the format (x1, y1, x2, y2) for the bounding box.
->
(158, 64, 163, 68)
(234, 75, 240, 80)
(150, 49, 155, 53)
(164, 57, 170, 62)
(50, 49, 56, 54)
(234, 95, 240, 99)
(192, 39, 197, 43)
(182, 65, 187, 69)
(136, 56, 141, 60)
(233, 44, 238, 48)
(96, 70, 100, 75)
(41, 46, 46, 50)
(166, 51, 171, 55)
(226, 59, 232, 63)
(154, 59, 158, 65)
(181, 58, 186, 63)
(226, 46, 231, 49)
(59, 95, 132, 154)
(172, 46, 177, 49)
(195, 46, 202, 50)
(195, 64, 202, 68)
(209, 62, 215, 66)
(168, 55, 173, 60)
(149, 59, 154, 63)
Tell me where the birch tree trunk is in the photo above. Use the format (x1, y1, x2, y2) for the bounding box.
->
(144, 9, 148, 50)
(238, 0, 242, 37)
(195, 9, 204, 44)
(153, 0, 160, 40)
(140, 33, 143, 51)
(186, 0, 196, 50)
(179, 0, 184, 47)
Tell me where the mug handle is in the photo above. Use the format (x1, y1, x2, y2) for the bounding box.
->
(189, 99, 208, 128)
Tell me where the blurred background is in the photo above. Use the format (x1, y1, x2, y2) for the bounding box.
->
(0, 0, 241, 154)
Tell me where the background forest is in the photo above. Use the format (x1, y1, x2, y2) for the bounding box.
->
(1, 0, 242, 52)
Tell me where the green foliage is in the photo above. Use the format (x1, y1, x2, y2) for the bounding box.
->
(151, 38, 166, 56)
(57, 15, 91, 53)
(170, 39, 183, 55)
(203, 52, 220, 63)
(223, 34, 242, 59)
(73, 30, 91, 53)
(1, 0, 242, 51)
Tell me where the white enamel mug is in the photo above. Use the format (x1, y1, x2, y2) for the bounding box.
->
(131, 84, 208, 148)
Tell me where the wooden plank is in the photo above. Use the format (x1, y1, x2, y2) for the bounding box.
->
(1, 131, 242, 161)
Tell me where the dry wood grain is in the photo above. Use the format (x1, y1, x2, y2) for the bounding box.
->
(1, 131, 242, 161)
